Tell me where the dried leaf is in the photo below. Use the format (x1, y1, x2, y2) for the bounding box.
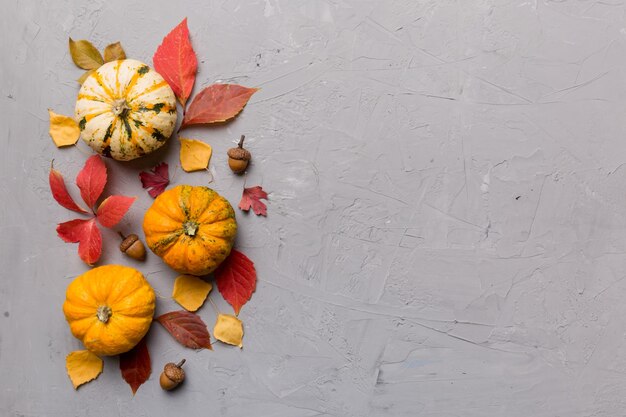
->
(213, 314, 243, 348)
(76, 155, 107, 209)
(66, 350, 103, 389)
(172, 275, 212, 312)
(57, 218, 102, 265)
(69, 38, 104, 70)
(96, 195, 136, 228)
(49, 163, 87, 213)
(103, 42, 126, 62)
(139, 162, 169, 198)
(156, 311, 212, 350)
(48, 110, 80, 147)
(153, 18, 197, 106)
(119, 337, 151, 395)
(180, 84, 258, 129)
(239, 186, 268, 216)
(215, 250, 256, 315)
(77, 70, 95, 85)
(179, 138, 212, 172)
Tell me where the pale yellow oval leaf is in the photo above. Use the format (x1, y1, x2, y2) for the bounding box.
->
(49, 110, 80, 147)
(66, 350, 103, 389)
(77, 70, 95, 85)
(172, 274, 212, 312)
(179, 138, 212, 172)
(104, 42, 126, 62)
(213, 314, 243, 348)
(69, 38, 103, 70)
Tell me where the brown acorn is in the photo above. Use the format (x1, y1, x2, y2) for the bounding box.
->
(119, 233, 146, 261)
(227, 135, 251, 174)
(159, 359, 186, 391)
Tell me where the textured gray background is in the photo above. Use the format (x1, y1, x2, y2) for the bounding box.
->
(2, 0, 626, 416)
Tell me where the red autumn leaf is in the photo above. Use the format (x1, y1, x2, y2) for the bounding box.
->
(49, 163, 87, 214)
(76, 155, 107, 209)
(215, 249, 257, 315)
(153, 18, 197, 107)
(119, 337, 151, 395)
(96, 195, 136, 228)
(156, 311, 212, 350)
(180, 84, 259, 129)
(139, 162, 169, 198)
(239, 186, 268, 216)
(57, 218, 102, 265)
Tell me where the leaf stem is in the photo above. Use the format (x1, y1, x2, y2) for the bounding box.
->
(208, 296, 220, 315)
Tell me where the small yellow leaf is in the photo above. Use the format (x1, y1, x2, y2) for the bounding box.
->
(77, 70, 94, 85)
(66, 350, 103, 389)
(172, 274, 212, 312)
(213, 314, 243, 348)
(48, 110, 80, 147)
(104, 42, 126, 62)
(69, 38, 103, 70)
(179, 137, 212, 172)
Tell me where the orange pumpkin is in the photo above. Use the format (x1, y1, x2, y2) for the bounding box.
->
(143, 185, 237, 276)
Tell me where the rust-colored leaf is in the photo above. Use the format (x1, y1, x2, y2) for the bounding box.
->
(49, 162, 87, 213)
(180, 84, 258, 129)
(119, 337, 151, 395)
(156, 311, 212, 350)
(96, 195, 136, 228)
(215, 250, 256, 315)
(76, 155, 107, 209)
(239, 186, 268, 216)
(57, 218, 102, 265)
(104, 42, 126, 62)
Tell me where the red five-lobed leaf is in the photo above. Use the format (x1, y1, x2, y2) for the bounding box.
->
(49, 164, 87, 213)
(156, 311, 212, 350)
(139, 162, 170, 198)
(119, 337, 151, 395)
(56, 218, 102, 265)
(96, 196, 136, 228)
(215, 249, 257, 315)
(76, 155, 107, 209)
(180, 84, 259, 129)
(153, 18, 197, 107)
(239, 186, 268, 216)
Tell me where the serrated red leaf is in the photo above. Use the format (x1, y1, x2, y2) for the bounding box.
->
(180, 84, 258, 129)
(215, 250, 257, 315)
(119, 337, 151, 395)
(153, 18, 197, 107)
(96, 195, 136, 228)
(49, 165, 87, 213)
(139, 163, 169, 198)
(57, 218, 102, 265)
(156, 311, 212, 350)
(76, 155, 107, 209)
(239, 186, 268, 216)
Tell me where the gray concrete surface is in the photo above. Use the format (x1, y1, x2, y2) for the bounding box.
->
(3, 0, 626, 415)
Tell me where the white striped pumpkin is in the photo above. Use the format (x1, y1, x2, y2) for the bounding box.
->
(75, 59, 177, 161)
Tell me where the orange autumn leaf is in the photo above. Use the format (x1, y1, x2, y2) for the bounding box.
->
(213, 314, 243, 348)
(179, 137, 212, 172)
(66, 350, 103, 389)
(48, 110, 80, 147)
(180, 84, 258, 129)
(172, 275, 212, 312)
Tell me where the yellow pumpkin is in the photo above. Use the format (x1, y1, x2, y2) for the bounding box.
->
(63, 265, 156, 356)
(75, 59, 177, 161)
(143, 185, 237, 276)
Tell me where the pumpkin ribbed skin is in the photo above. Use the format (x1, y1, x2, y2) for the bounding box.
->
(63, 265, 156, 356)
(143, 185, 237, 276)
(75, 59, 177, 161)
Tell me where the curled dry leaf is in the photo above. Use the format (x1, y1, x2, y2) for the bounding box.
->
(77, 70, 94, 85)
(215, 249, 257, 315)
(157, 310, 212, 350)
(96, 196, 136, 228)
(48, 110, 80, 147)
(179, 138, 212, 172)
(180, 84, 259, 129)
(103, 42, 126, 62)
(49, 163, 87, 213)
(213, 314, 243, 348)
(69, 38, 104, 70)
(139, 162, 169, 198)
(239, 186, 268, 216)
(76, 155, 107, 209)
(172, 275, 212, 312)
(57, 218, 102, 265)
(119, 337, 151, 395)
(66, 350, 103, 389)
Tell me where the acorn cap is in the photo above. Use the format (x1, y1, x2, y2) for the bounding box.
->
(164, 362, 185, 383)
(119, 234, 139, 252)
(227, 147, 251, 161)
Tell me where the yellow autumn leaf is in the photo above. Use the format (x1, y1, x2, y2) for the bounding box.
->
(213, 314, 243, 348)
(77, 70, 94, 85)
(66, 350, 103, 389)
(172, 274, 212, 312)
(69, 38, 104, 70)
(104, 42, 126, 62)
(180, 138, 212, 172)
(48, 110, 80, 147)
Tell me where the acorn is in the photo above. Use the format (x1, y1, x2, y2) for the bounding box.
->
(118, 233, 146, 261)
(227, 135, 251, 174)
(159, 359, 186, 391)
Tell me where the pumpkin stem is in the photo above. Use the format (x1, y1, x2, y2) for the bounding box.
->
(183, 221, 199, 237)
(96, 305, 112, 323)
(111, 99, 130, 118)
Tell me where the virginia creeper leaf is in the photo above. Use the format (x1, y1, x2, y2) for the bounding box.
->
(153, 18, 197, 106)
(213, 314, 243, 348)
(119, 337, 151, 395)
(104, 42, 126, 62)
(57, 218, 102, 265)
(76, 155, 107, 209)
(96, 195, 136, 228)
(179, 138, 212, 172)
(172, 275, 212, 312)
(69, 38, 103, 70)
(239, 186, 268, 216)
(49, 163, 87, 213)
(48, 110, 80, 147)
(139, 162, 169, 198)
(66, 350, 103, 389)
(215, 249, 256, 315)
(156, 311, 212, 350)
(180, 84, 258, 129)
